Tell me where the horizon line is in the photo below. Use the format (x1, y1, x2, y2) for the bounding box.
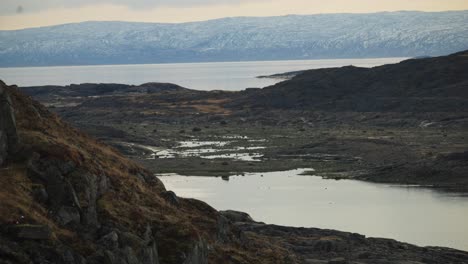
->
(1, 9, 467, 31)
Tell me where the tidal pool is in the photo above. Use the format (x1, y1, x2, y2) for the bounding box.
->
(159, 169, 468, 251)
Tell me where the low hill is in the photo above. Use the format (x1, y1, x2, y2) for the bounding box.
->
(233, 50, 468, 113)
(20, 82, 188, 101)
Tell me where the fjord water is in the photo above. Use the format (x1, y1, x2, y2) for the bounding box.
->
(159, 169, 468, 251)
(0, 58, 405, 90)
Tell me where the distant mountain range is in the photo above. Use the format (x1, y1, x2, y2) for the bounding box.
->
(1, 11, 467, 67)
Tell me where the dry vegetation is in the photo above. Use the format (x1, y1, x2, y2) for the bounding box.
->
(1, 84, 298, 263)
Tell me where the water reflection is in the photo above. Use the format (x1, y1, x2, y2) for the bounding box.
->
(159, 169, 468, 251)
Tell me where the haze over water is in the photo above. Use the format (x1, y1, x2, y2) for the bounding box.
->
(0, 57, 406, 90)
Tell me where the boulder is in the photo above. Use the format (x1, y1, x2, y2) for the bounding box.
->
(57, 206, 81, 226)
(161, 191, 179, 206)
(97, 230, 160, 264)
(98, 231, 120, 250)
(69, 171, 99, 227)
(60, 248, 87, 264)
(220, 210, 254, 223)
(119, 231, 145, 249)
(32, 184, 48, 203)
(27, 158, 82, 210)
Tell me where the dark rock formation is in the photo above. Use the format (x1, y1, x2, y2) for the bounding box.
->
(233, 50, 468, 113)
(6, 155, 164, 264)
(0, 81, 18, 166)
(234, 222, 468, 264)
(161, 190, 179, 206)
(20, 82, 188, 102)
(220, 210, 254, 223)
(182, 240, 208, 264)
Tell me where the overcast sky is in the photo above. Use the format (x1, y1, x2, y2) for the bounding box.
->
(1, 0, 467, 30)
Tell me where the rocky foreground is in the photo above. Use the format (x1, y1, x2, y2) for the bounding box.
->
(2, 76, 468, 262)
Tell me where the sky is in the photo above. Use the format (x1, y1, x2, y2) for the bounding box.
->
(1, 0, 467, 30)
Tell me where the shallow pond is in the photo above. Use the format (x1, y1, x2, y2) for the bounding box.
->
(159, 169, 468, 251)
(122, 139, 266, 161)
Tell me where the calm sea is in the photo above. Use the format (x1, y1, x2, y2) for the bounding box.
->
(160, 169, 468, 251)
(0, 58, 406, 90)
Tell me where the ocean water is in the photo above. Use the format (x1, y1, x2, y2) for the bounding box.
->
(0, 58, 406, 90)
(160, 169, 468, 251)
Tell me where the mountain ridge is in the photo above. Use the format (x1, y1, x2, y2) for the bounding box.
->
(3, 10, 466, 31)
(1, 11, 467, 67)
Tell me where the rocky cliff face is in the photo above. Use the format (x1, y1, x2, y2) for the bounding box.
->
(0, 81, 292, 264)
(0, 82, 163, 263)
(0, 81, 18, 166)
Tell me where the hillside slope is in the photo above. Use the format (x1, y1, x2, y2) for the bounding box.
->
(1, 11, 468, 66)
(234, 50, 468, 113)
(0, 81, 293, 264)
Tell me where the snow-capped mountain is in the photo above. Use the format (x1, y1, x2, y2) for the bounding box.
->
(1, 11, 467, 66)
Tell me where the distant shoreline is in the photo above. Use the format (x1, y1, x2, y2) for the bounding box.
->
(0, 56, 409, 69)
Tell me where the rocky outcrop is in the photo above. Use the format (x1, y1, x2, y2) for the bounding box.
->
(234, 222, 468, 264)
(182, 240, 208, 264)
(161, 190, 179, 206)
(220, 210, 254, 223)
(7, 154, 164, 264)
(0, 81, 18, 166)
(92, 228, 160, 264)
(0, 132, 6, 166)
(0, 82, 204, 264)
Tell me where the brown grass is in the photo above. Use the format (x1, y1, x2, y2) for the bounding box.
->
(1, 84, 297, 263)
(0, 164, 76, 242)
